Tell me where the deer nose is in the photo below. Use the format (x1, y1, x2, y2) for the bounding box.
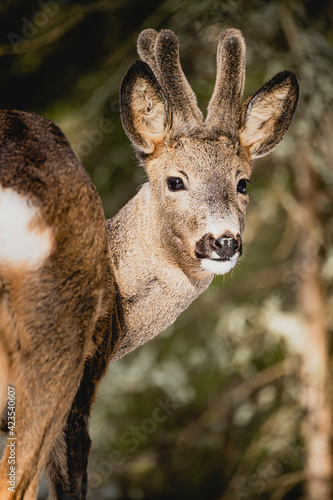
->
(215, 236, 239, 252)
(214, 234, 242, 259)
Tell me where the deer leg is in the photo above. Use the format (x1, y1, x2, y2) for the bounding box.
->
(0, 276, 101, 500)
(45, 314, 116, 500)
(46, 367, 105, 500)
(0, 325, 88, 500)
(46, 400, 92, 500)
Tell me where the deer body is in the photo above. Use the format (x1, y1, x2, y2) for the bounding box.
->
(0, 28, 298, 499)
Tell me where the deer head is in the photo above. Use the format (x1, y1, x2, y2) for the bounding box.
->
(120, 29, 299, 277)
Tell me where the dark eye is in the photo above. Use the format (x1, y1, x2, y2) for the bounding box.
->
(237, 179, 248, 194)
(167, 177, 184, 191)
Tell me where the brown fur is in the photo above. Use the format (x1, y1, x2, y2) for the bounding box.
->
(0, 29, 298, 499)
(206, 29, 246, 139)
(0, 110, 107, 499)
(137, 29, 203, 132)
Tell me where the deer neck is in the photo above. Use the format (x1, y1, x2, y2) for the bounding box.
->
(106, 183, 213, 361)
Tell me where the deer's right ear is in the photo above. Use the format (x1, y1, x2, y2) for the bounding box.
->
(239, 71, 299, 159)
(120, 61, 170, 155)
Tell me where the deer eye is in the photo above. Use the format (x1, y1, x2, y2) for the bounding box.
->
(237, 179, 248, 194)
(167, 177, 184, 191)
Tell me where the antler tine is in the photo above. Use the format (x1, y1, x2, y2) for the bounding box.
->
(206, 29, 246, 140)
(151, 29, 203, 130)
(137, 29, 159, 77)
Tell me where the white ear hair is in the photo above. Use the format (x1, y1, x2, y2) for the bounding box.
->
(240, 71, 299, 158)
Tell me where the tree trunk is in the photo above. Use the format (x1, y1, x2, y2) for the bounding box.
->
(281, 4, 333, 497)
(294, 150, 332, 499)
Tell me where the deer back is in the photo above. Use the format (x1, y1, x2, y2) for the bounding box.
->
(0, 110, 107, 345)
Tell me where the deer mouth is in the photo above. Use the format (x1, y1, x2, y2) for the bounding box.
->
(198, 254, 239, 275)
(207, 254, 234, 261)
(195, 233, 242, 275)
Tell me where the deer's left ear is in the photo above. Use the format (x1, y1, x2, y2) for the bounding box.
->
(120, 60, 171, 155)
(239, 71, 299, 159)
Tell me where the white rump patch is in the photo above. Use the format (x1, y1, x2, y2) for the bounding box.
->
(201, 254, 238, 275)
(0, 187, 53, 270)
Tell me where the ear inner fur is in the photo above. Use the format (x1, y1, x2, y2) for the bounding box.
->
(120, 61, 170, 154)
(239, 70, 299, 158)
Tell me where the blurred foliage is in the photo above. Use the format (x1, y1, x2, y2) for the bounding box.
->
(1, 0, 333, 499)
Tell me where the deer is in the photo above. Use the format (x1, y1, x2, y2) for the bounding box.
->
(0, 28, 298, 499)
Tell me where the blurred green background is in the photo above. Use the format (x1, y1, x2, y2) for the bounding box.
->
(1, 0, 332, 499)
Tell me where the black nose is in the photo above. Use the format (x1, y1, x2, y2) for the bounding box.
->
(214, 235, 241, 259)
(195, 233, 243, 261)
(216, 236, 239, 252)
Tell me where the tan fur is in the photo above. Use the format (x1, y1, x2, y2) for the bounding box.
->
(0, 29, 298, 499)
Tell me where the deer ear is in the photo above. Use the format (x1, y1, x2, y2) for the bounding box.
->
(120, 61, 170, 155)
(239, 71, 299, 159)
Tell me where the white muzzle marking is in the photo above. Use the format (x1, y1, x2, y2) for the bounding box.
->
(200, 254, 238, 275)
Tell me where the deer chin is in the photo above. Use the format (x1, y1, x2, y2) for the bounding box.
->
(200, 254, 238, 275)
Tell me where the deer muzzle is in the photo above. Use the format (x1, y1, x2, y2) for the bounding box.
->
(195, 232, 243, 261)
